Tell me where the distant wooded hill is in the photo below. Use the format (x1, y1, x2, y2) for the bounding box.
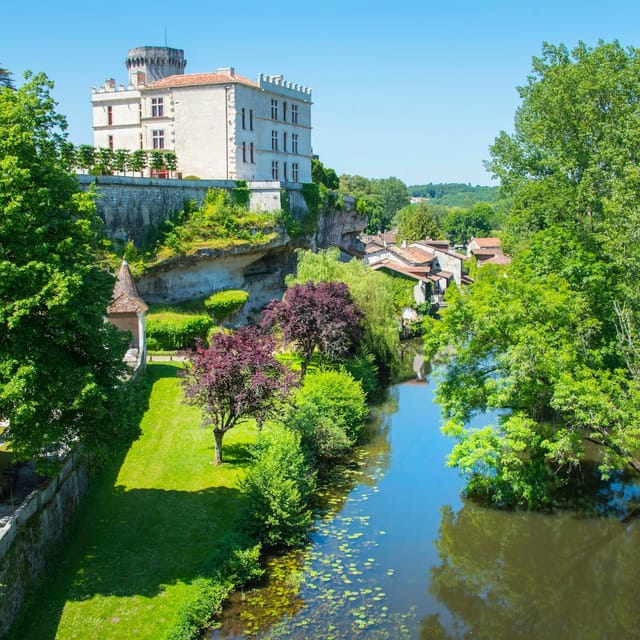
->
(408, 183, 500, 207)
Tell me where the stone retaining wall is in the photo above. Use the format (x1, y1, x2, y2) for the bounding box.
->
(0, 454, 89, 638)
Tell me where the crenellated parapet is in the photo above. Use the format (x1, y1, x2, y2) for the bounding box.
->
(125, 46, 187, 85)
(258, 74, 312, 102)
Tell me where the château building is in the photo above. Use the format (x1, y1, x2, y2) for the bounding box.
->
(92, 46, 312, 183)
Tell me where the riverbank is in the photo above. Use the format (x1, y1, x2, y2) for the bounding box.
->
(7, 363, 258, 640)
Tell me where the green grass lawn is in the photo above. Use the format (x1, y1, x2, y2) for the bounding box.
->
(9, 363, 258, 640)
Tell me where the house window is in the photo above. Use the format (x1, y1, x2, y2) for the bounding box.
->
(249, 109, 254, 130)
(107, 106, 113, 126)
(152, 129, 165, 149)
(283, 101, 287, 122)
(292, 162, 299, 182)
(271, 99, 278, 120)
(242, 141, 247, 163)
(250, 142, 255, 163)
(271, 130, 278, 151)
(284, 162, 288, 182)
(151, 97, 164, 117)
(241, 107, 246, 129)
(108, 135, 114, 150)
(291, 133, 299, 154)
(291, 103, 298, 124)
(283, 132, 287, 152)
(271, 160, 279, 180)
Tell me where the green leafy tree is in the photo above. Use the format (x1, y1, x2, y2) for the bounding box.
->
(76, 144, 95, 174)
(164, 150, 178, 177)
(443, 203, 493, 246)
(289, 248, 400, 380)
(241, 423, 315, 549)
(128, 149, 147, 176)
(396, 202, 443, 243)
(0, 65, 14, 89)
(95, 147, 114, 175)
(311, 158, 339, 189)
(112, 148, 130, 175)
(0, 72, 128, 465)
(150, 149, 166, 174)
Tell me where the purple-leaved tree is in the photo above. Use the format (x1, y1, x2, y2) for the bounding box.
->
(181, 326, 295, 464)
(261, 280, 363, 377)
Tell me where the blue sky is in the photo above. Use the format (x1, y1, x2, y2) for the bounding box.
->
(4, 0, 640, 186)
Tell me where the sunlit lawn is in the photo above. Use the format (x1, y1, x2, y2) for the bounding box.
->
(9, 362, 258, 640)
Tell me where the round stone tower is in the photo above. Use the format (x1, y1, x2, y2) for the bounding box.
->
(126, 46, 187, 85)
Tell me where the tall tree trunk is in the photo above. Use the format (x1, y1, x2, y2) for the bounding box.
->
(213, 429, 224, 465)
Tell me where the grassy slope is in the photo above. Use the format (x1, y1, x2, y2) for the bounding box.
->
(9, 363, 258, 640)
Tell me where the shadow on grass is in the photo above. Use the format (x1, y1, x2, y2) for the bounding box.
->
(8, 362, 250, 640)
(221, 441, 254, 466)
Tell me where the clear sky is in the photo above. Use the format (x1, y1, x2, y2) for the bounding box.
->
(4, 0, 640, 186)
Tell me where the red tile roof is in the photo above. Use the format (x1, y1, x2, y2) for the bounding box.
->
(470, 237, 501, 247)
(148, 71, 258, 89)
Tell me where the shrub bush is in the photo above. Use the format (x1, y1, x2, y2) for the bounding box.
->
(241, 424, 315, 549)
(293, 369, 368, 443)
(204, 289, 249, 322)
(146, 312, 213, 350)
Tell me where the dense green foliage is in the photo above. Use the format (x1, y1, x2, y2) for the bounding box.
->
(428, 41, 640, 508)
(241, 423, 316, 549)
(146, 311, 213, 350)
(409, 182, 500, 207)
(204, 289, 249, 322)
(311, 158, 339, 189)
(0, 72, 129, 465)
(159, 188, 279, 258)
(339, 174, 410, 233)
(395, 202, 443, 242)
(286, 369, 368, 460)
(442, 202, 494, 245)
(289, 248, 400, 379)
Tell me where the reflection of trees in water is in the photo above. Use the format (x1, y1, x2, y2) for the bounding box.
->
(422, 502, 640, 640)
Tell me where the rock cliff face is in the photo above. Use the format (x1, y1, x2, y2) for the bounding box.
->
(136, 204, 367, 323)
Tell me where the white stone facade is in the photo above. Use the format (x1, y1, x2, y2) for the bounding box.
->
(92, 47, 312, 183)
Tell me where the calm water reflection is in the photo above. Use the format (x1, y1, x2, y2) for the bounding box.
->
(209, 379, 640, 639)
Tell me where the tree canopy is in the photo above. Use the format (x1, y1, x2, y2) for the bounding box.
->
(395, 202, 443, 243)
(262, 280, 363, 377)
(0, 72, 128, 464)
(428, 41, 640, 508)
(181, 326, 294, 464)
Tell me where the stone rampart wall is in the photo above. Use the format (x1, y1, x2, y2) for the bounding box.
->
(77, 175, 307, 245)
(0, 454, 89, 638)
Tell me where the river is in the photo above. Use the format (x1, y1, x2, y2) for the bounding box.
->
(209, 374, 640, 639)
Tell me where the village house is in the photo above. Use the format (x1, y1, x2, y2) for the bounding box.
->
(92, 46, 312, 183)
(467, 236, 511, 266)
(363, 234, 468, 313)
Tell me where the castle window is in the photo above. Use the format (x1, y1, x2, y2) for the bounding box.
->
(139, 133, 143, 149)
(283, 132, 287, 152)
(291, 104, 298, 124)
(108, 135, 114, 150)
(152, 129, 165, 149)
(271, 160, 279, 180)
(241, 107, 246, 129)
(292, 162, 299, 182)
(242, 141, 247, 163)
(107, 106, 113, 126)
(271, 130, 278, 151)
(249, 109, 254, 130)
(283, 101, 287, 122)
(291, 133, 299, 154)
(284, 162, 288, 182)
(271, 99, 278, 120)
(250, 142, 255, 163)
(151, 97, 164, 117)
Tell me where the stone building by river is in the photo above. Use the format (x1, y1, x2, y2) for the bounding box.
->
(92, 46, 312, 183)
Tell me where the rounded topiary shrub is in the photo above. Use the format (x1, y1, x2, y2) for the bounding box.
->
(205, 289, 249, 322)
(146, 312, 213, 350)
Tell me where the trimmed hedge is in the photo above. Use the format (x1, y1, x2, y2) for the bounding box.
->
(205, 290, 249, 322)
(146, 313, 213, 350)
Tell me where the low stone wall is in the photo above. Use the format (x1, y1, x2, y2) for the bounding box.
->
(0, 454, 89, 638)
